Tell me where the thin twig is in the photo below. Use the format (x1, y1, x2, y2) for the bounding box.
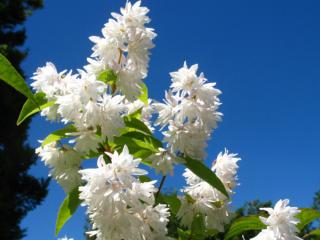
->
(155, 176, 167, 198)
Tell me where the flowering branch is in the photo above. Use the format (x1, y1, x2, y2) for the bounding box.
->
(0, 1, 318, 240)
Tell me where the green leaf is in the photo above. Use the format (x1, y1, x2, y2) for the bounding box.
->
(17, 92, 55, 125)
(112, 135, 157, 166)
(304, 229, 320, 238)
(97, 69, 117, 84)
(113, 136, 156, 153)
(138, 83, 148, 105)
(225, 216, 266, 240)
(42, 125, 77, 146)
(121, 131, 162, 149)
(55, 188, 81, 236)
(112, 130, 162, 166)
(123, 115, 152, 135)
(0, 53, 35, 101)
(129, 108, 143, 119)
(139, 176, 152, 183)
(296, 208, 320, 231)
(184, 156, 229, 198)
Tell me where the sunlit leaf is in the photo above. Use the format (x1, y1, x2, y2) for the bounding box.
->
(17, 92, 54, 125)
(55, 188, 81, 236)
(225, 216, 266, 240)
(97, 69, 117, 84)
(42, 125, 77, 146)
(0, 53, 36, 101)
(296, 208, 320, 231)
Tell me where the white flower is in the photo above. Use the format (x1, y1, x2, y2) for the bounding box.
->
(31, 63, 79, 120)
(183, 169, 202, 186)
(150, 148, 176, 175)
(56, 72, 107, 124)
(98, 94, 127, 140)
(36, 142, 82, 193)
(31, 62, 62, 98)
(58, 236, 74, 240)
(69, 129, 102, 154)
(170, 62, 201, 94)
(116, 67, 144, 101)
(113, 1, 150, 28)
(212, 149, 240, 192)
(163, 121, 209, 159)
(153, 91, 180, 128)
(257, 199, 302, 240)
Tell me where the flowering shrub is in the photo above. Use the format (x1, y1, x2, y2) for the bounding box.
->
(0, 1, 319, 240)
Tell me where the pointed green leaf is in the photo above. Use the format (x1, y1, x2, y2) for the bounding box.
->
(17, 92, 55, 125)
(0, 53, 35, 101)
(184, 156, 229, 198)
(121, 131, 162, 149)
(55, 188, 81, 236)
(304, 229, 320, 238)
(42, 125, 77, 146)
(139, 176, 152, 183)
(97, 69, 117, 84)
(138, 83, 148, 105)
(296, 208, 320, 231)
(225, 216, 266, 240)
(123, 115, 152, 135)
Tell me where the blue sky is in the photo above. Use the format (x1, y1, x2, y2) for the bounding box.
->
(20, 0, 320, 239)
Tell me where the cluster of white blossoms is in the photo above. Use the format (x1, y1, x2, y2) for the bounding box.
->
(177, 150, 240, 232)
(36, 142, 82, 193)
(251, 199, 302, 240)
(152, 62, 222, 174)
(86, 1, 156, 100)
(79, 146, 170, 240)
(27, 1, 308, 240)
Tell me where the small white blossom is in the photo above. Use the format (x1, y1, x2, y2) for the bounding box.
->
(251, 199, 302, 240)
(58, 236, 74, 240)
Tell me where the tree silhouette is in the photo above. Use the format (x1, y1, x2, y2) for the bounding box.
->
(0, 0, 49, 239)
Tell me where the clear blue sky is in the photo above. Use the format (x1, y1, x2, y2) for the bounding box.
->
(20, 0, 320, 239)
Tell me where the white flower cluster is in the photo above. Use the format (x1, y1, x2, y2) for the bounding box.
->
(31, 1, 157, 195)
(36, 142, 82, 193)
(152, 62, 222, 174)
(79, 146, 170, 240)
(177, 150, 240, 232)
(87, 1, 156, 100)
(251, 199, 302, 240)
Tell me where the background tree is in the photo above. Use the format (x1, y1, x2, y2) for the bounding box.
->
(0, 0, 49, 239)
